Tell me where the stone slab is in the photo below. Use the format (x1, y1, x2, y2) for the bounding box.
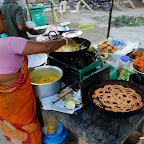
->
(42, 107, 144, 144)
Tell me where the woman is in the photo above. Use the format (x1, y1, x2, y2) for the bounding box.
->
(0, 10, 73, 143)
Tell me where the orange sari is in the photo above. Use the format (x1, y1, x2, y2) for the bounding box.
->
(0, 56, 42, 144)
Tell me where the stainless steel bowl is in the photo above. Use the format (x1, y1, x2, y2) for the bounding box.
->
(30, 66, 63, 97)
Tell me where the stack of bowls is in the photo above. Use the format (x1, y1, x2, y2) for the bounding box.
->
(42, 122, 67, 144)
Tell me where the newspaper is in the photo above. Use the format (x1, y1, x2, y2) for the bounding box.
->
(40, 88, 82, 114)
(92, 37, 139, 55)
(107, 37, 139, 55)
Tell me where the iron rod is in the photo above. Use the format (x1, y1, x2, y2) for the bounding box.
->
(107, 0, 114, 38)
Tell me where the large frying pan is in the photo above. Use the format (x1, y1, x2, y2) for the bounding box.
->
(89, 80, 144, 117)
(49, 37, 91, 58)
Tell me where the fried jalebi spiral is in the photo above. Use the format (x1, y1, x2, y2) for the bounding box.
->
(92, 84, 144, 113)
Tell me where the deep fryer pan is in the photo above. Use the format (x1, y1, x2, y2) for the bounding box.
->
(49, 37, 91, 58)
(88, 80, 144, 117)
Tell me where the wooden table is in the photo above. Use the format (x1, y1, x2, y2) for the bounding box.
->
(41, 106, 144, 144)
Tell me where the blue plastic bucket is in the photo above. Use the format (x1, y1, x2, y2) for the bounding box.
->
(30, 6, 47, 26)
(43, 127, 67, 144)
(59, 138, 67, 144)
(43, 138, 66, 144)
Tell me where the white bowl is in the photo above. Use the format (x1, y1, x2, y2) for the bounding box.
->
(28, 53, 48, 67)
(133, 64, 144, 75)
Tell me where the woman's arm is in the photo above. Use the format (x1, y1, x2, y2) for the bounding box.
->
(18, 25, 38, 35)
(21, 38, 73, 55)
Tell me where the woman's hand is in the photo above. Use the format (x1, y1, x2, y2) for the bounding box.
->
(29, 29, 38, 35)
(67, 38, 75, 46)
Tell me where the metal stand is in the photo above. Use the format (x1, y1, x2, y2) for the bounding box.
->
(107, 0, 114, 38)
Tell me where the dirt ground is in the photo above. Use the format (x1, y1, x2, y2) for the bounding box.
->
(43, 4, 144, 48)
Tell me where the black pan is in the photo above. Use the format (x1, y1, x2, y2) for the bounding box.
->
(49, 37, 91, 58)
(129, 70, 144, 86)
(88, 80, 144, 117)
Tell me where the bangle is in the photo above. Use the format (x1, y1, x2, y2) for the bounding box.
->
(61, 37, 68, 45)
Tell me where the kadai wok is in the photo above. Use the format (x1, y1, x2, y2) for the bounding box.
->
(49, 38, 91, 58)
(89, 80, 144, 117)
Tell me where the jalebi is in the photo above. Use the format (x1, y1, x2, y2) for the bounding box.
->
(133, 57, 144, 73)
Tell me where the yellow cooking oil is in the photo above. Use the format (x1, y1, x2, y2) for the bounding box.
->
(30, 69, 60, 84)
(55, 41, 86, 52)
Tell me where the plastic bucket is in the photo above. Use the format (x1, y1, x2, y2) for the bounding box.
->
(30, 6, 47, 26)
(43, 138, 67, 144)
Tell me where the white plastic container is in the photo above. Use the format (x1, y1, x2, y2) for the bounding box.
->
(114, 55, 130, 75)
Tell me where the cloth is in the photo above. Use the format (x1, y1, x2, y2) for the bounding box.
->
(0, 56, 42, 143)
(0, 37, 27, 74)
(0, 0, 29, 39)
(18, 0, 28, 21)
(22, 7, 28, 21)
(0, 0, 3, 6)
(18, 0, 27, 9)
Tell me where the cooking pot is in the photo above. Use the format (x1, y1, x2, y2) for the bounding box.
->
(30, 66, 63, 97)
(129, 73, 144, 85)
(57, 22, 70, 34)
(129, 64, 144, 85)
(46, 22, 70, 37)
(88, 80, 144, 117)
(49, 37, 91, 58)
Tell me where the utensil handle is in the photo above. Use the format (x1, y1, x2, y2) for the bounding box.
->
(76, 24, 94, 31)
(57, 81, 73, 94)
(53, 97, 64, 104)
(74, 39, 88, 50)
(47, 31, 58, 40)
(93, 98, 105, 110)
(53, 91, 73, 104)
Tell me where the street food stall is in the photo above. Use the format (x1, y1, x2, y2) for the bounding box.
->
(24, 2, 144, 143)
(26, 21, 144, 143)
(0, 0, 143, 143)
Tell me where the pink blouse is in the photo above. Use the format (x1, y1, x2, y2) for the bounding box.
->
(0, 37, 27, 74)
